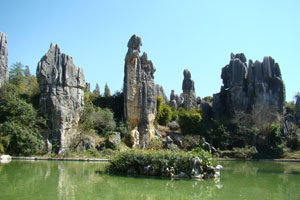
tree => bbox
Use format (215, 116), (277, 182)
(93, 83), (100, 96)
(156, 95), (173, 126)
(104, 83), (111, 97)
(178, 108), (202, 135)
(24, 65), (31, 77)
(9, 62), (26, 85)
(0, 88), (46, 155)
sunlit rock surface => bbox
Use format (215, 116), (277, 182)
(37, 43), (85, 155)
(0, 32), (8, 87)
(124, 35), (157, 148)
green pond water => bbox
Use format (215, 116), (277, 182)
(0, 160), (300, 200)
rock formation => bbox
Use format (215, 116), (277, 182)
(213, 53), (285, 119)
(0, 32), (8, 87)
(169, 90), (184, 110)
(37, 43), (85, 155)
(296, 95), (300, 123)
(124, 35), (157, 148)
(155, 84), (168, 103)
(182, 69), (197, 110)
(85, 82), (91, 93)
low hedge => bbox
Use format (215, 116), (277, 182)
(107, 148), (214, 177)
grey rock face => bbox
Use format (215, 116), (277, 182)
(213, 53), (285, 119)
(296, 96), (300, 123)
(182, 69), (197, 110)
(124, 34), (157, 148)
(170, 90), (184, 110)
(107, 132), (121, 149)
(0, 32), (8, 87)
(283, 114), (298, 135)
(155, 84), (168, 103)
(37, 43), (85, 155)
(85, 82), (91, 92)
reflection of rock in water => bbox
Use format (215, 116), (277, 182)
(57, 164), (76, 200)
(44, 163), (51, 180)
(56, 162), (101, 200)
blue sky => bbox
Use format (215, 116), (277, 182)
(1, 0), (300, 101)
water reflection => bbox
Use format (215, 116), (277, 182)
(1, 161), (300, 200)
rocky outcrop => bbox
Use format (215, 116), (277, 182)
(124, 35), (157, 148)
(155, 84), (168, 103)
(37, 43), (85, 155)
(169, 90), (184, 110)
(296, 96), (300, 123)
(213, 53), (285, 119)
(85, 82), (91, 92)
(182, 69), (197, 110)
(0, 32), (8, 87)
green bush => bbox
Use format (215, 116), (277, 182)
(0, 89), (46, 155)
(107, 149), (214, 177)
(148, 137), (163, 150)
(0, 143), (4, 154)
(285, 101), (296, 115)
(93, 108), (116, 134)
(178, 108), (202, 135)
(157, 104), (173, 125)
(92, 91), (124, 122)
(79, 102), (116, 135)
(220, 146), (258, 159)
(254, 124), (284, 158)
(0, 122), (44, 155)
(286, 133), (300, 151)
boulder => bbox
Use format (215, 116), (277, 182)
(0, 32), (8, 87)
(36, 43), (85, 155)
(107, 132), (121, 149)
(124, 35), (157, 148)
(0, 154), (12, 164)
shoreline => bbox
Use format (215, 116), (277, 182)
(11, 156), (110, 162)
(216, 158), (300, 163)
(8, 156), (300, 163)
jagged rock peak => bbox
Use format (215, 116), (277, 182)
(124, 34), (157, 148)
(155, 84), (168, 103)
(37, 43), (85, 155)
(230, 52), (247, 63)
(127, 34), (142, 51)
(0, 32), (9, 87)
(37, 43), (85, 88)
(213, 53), (285, 119)
(182, 69), (197, 110)
(182, 69), (195, 93)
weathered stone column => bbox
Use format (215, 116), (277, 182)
(0, 32), (9, 87)
(37, 43), (85, 155)
(124, 35), (157, 148)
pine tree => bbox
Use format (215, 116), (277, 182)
(9, 62), (25, 85)
(24, 65), (31, 77)
(104, 83), (111, 97)
(93, 83), (100, 96)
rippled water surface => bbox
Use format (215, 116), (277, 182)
(0, 160), (300, 200)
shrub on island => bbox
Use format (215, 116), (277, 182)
(107, 148), (221, 179)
